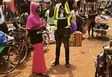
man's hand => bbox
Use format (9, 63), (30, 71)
(51, 0), (55, 5)
(49, 0), (55, 17)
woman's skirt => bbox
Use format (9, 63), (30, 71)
(32, 42), (47, 73)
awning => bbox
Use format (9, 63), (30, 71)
(3, 0), (11, 3)
(30, 0), (51, 2)
(44, 0), (50, 2)
(98, 0), (109, 2)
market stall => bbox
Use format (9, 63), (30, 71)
(3, 0), (11, 3)
(3, 0), (16, 13)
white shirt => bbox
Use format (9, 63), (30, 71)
(71, 10), (79, 23)
(0, 7), (5, 24)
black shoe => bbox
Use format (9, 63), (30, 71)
(41, 73), (49, 77)
(66, 63), (71, 68)
(92, 35), (94, 37)
(51, 61), (59, 67)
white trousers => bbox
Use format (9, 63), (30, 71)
(46, 25), (55, 41)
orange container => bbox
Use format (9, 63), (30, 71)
(74, 31), (83, 46)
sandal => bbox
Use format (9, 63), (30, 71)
(41, 73), (49, 77)
(32, 72), (41, 75)
(33, 72), (49, 77)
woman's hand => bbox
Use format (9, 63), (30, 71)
(38, 25), (46, 30)
(28, 24), (46, 31)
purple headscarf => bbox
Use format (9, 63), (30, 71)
(26, 2), (42, 30)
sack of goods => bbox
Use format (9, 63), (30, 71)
(70, 20), (77, 34)
(0, 31), (8, 53)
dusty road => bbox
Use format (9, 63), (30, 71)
(0, 20), (112, 77)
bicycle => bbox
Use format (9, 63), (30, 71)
(0, 41), (20, 75)
(13, 39), (28, 64)
(13, 20), (50, 51)
(11, 20), (50, 64)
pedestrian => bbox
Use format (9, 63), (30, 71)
(77, 0), (80, 10)
(88, 4), (97, 37)
(49, 0), (71, 68)
(68, 0), (74, 11)
(107, 2), (112, 12)
(12, 3), (29, 29)
(0, 7), (8, 34)
(19, 3), (28, 25)
(0, 0), (3, 5)
(71, 6), (78, 24)
(76, 9), (86, 34)
(26, 2), (49, 77)
(0, 7), (14, 41)
(45, 5), (55, 43)
(7, 4), (15, 21)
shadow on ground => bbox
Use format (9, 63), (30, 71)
(2, 71), (21, 77)
(29, 64), (77, 77)
(48, 64), (77, 77)
(87, 36), (110, 42)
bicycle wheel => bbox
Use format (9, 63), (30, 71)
(24, 37), (33, 50)
(42, 32), (50, 51)
(14, 40), (28, 64)
(0, 45), (20, 74)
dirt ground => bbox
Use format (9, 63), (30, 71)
(0, 20), (112, 77)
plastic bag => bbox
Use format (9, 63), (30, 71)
(70, 20), (77, 34)
(0, 31), (7, 46)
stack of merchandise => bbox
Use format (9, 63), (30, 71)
(95, 15), (108, 26)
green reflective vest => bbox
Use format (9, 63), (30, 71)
(54, 2), (71, 30)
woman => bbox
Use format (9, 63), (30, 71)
(26, 2), (49, 77)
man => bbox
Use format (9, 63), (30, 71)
(108, 2), (112, 12)
(0, 0), (3, 5)
(88, 4), (97, 37)
(45, 5), (55, 43)
(77, 0), (80, 10)
(49, 0), (71, 68)
(7, 4), (15, 21)
(68, 0), (74, 11)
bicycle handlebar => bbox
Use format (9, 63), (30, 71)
(13, 20), (27, 30)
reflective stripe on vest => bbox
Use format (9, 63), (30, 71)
(54, 2), (71, 30)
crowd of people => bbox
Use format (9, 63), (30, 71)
(0, 0), (112, 77)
